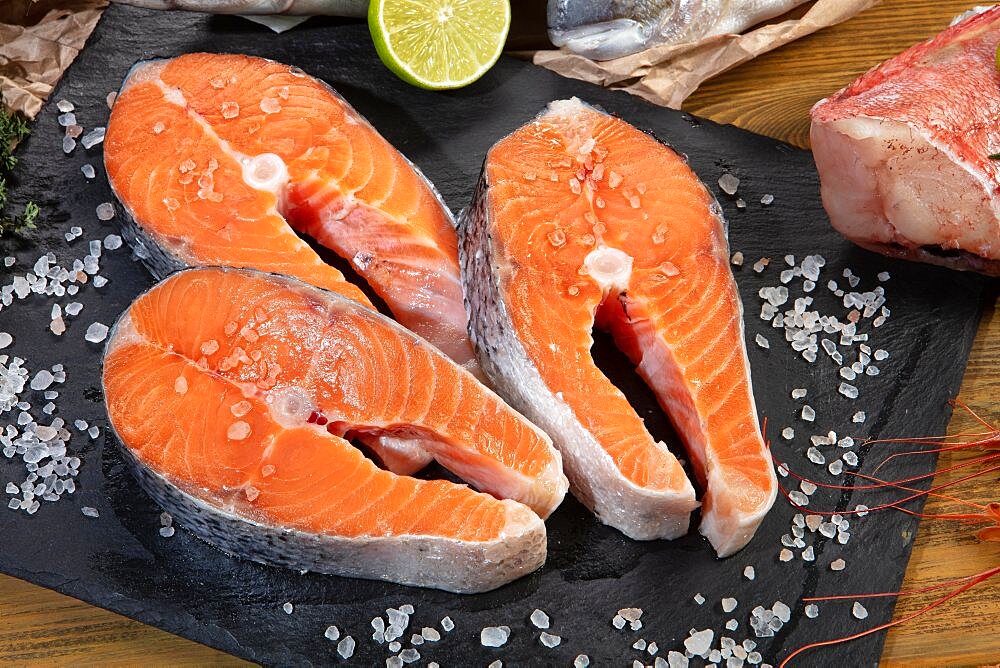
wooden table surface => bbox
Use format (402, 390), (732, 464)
(2, 0), (998, 665)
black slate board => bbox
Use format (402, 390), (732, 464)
(0, 5), (990, 666)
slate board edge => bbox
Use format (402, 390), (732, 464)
(0, 4), (990, 666)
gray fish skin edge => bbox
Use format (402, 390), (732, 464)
(548, 0), (809, 60)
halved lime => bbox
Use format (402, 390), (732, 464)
(369, 0), (511, 90)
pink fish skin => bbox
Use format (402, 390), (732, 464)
(810, 7), (1000, 276)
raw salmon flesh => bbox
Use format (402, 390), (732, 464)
(102, 267), (567, 593)
(460, 98), (777, 556)
(104, 53), (479, 373)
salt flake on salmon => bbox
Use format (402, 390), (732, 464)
(460, 98), (777, 555)
(102, 268), (567, 593)
(811, 7), (1000, 275)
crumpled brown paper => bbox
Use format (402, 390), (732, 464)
(1, 1), (109, 119)
(534, 0), (879, 109)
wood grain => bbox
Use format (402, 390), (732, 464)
(1, 0), (997, 664)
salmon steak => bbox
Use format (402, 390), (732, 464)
(102, 267), (567, 593)
(104, 53), (483, 473)
(104, 52), (479, 372)
(460, 99), (777, 555)
(811, 7), (1000, 276)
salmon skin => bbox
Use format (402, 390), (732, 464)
(460, 98), (777, 555)
(811, 7), (1000, 276)
(104, 53), (487, 475)
(102, 267), (567, 593)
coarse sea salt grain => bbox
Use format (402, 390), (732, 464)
(85, 322), (109, 343)
(744, 566), (755, 580)
(805, 604), (819, 618)
(282, 602), (293, 614)
(781, 427), (794, 440)
(81, 506), (99, 517)
(718, 173), (740, 195)
(539, 632), (561, 648)
(95, 203), (115, 221)
(530, 609), (550, 629)
(480, 626), (510, 647)
(324, 625), (340, 641)
(337, 636), (355, 659)
(801, 405), (815, 422)
(755, 334), (769, 349)
(830, 558), (846, 571)
(722, 597), (738, 613)
(791, 388), (807, 399)
(574, 655), (590, 668)
(853, 602), (869, 619)
(694, 593), (706, 605)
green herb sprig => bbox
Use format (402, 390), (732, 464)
(0, 107), (38, 237)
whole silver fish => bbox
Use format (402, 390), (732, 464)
(113, 0), (367, 15)
(548, 0), (809, 60)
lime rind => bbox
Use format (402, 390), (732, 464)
(369, 0), (511, 90)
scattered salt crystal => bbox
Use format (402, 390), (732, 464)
(744, 566), (755, 580)
(81, 506), (99, 517)
(260, 97), (282, 114)
(221, 101), (240, 118)
(65, 302), (83, 316)
(838, 382), (859, 399)
(30, 370), (55, 391)
(877, 271), (890, 282)
(56, 99), (74, 113)
(58, 112), (76, 127)
(93, 275), (108, 288)
(800, 480), (818, 496)
(731, 251), (744, 266)
(62, 136), (76, 154)
(85, 322), (109, 343)
(174, 376), (188, 395)
(718, 173), (740, 195)
(791, 388), (807, 399)
(421, 627), (440, 642)
(801, 405), (815, 422)
(539, 632), (561, 647)
(103, 234), (123, 250)
(722, 597), (738, 613)
(806, 447), (825, 465)
(159, 526), (175, 537)
(779, 549), (793, 562)
(480, 626), (510, 647)
(81, 163), (97, 179)
(854, 504), (869, 517)
(530, 609), (550, 629)
(81, 127), (106, 149)
(648, 642), (658, 655)
(802, 546), (816, 561)
(89, 426), (100, 439)
(755, 334), (769, 349)
(441, 616), (454, 631)
(95, 203), (116, 222)
(282, 602), (294, 614)
(725, 619), (739, 631)
(694, 593), (705, 605)
(667, 651), (688, 668)
(612, 614), (626, 629)
(781, 427), (794, 440)
(828, 460), (844, 475)
(761, 194), (774, 205)
(399, 648), (420, 663)
(685, 629), (714, 657)
(337, 636), (355, 659)
(324, 625), (340, 641)
(830, 558), (846, 571)
(574, 655), (590, 668)
(852, 602), (868, 619)
(789, 490), (808, 506)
